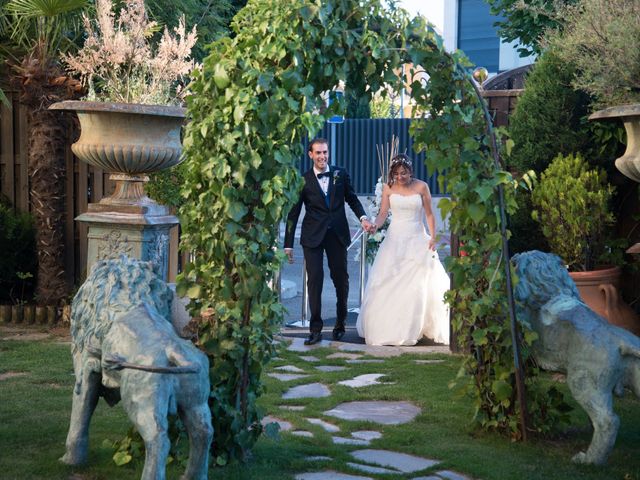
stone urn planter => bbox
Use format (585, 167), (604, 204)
(589, 104), (640, 183)
(570, 266), (640, 336)
(49, 101), (185, 280)
(50, 101), (185, 214)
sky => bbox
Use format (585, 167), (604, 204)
(398, 0), (445, 33)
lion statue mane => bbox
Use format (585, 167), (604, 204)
(61, 255), (212, 480)
(512, 250), (640, 465)
(70, 255), (174, 357)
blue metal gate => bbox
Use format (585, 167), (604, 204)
(298, 118), (440, 195)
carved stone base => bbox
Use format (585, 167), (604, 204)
(77, 210), (179, 281)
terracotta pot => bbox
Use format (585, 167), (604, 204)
(569, 266), (640, 336)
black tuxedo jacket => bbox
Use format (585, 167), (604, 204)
(285, 167), (366, 249)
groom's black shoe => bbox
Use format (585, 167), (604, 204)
(304, 332), (322, 345)
(332, 329), (345, 341)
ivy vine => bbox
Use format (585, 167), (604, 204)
(178, 0), (565, 462)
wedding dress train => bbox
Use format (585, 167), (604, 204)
(356, 194), (450, 345)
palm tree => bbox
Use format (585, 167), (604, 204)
(2, 0), (86, 305)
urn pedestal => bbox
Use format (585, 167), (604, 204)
(49, 101), (185, 280)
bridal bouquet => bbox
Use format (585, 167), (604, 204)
(364, 177), (390, 264)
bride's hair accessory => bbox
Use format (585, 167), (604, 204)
(388, 154), (414, 186)
(390, 154), (412, 167)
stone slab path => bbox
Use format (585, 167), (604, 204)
(268, 336), (475, 480)
(324, 401), (421, 425)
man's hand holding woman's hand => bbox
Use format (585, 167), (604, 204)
(361, 218), (376, 234)
(284, 248), (294, 264)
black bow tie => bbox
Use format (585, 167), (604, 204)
(317, 171), (331, 179)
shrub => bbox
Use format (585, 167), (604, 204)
(549, 0), (640, 107)
(63, 0), (197, 105)
(531, 153), (615, 271)
(0, 201), (36, 303)
(506, 49), (623, 254)
(508, 50), (592, 175)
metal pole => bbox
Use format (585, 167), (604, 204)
(301, 257), (308, 326)
(468, 76), (528, 441)
(359, 231), (367, 304)
(330, 123), (336, 166)
(274, 264), (282, 303)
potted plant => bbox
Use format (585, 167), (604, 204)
(531, 153), (640, 334)
(49, 0), (197, 280)
(547, 0), (640, 183)
(50, 0), (197, 210)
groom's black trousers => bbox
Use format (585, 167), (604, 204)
(303, 228), (349, 333)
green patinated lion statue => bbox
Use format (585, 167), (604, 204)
(60, 255), (212, 480)
(513, 251), (640, 465)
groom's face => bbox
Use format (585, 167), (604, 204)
(309, 142), (329, 171)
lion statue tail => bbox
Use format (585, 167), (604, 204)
(620, 344), (640, 398)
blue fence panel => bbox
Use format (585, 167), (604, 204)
(298, 118), (440, 195)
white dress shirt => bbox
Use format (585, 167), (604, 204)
(314, 166), (330, 195)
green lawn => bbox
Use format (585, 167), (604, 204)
(0, 335), (638, 480)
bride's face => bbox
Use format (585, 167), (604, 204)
(393, 167), (411, 186)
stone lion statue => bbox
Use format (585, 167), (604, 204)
(60, 256), (212, 480)
(512, 250), (640, 465)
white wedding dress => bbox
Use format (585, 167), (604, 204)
(356, 194), (450, 345)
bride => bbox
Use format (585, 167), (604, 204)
(356, 154), (450, 346)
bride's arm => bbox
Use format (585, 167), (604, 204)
(374, 184), (391, 230)
(421, 183), (436, 250)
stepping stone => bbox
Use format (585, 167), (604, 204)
(435, 471), (473, 480)
(283, 383), (331, 399)
(281, 279), (297, 299)
(350, 449), (439, 473)
(339, 344), (403, 357)
(345, 359), (384, 364)
(399, 345), (450, 355)
(332, 436), (370, 446)
(327, 352), (362, 360)
(347, 462), (399, 474)
(280, 405), (306, 411)
(305, 456), (332, 462)
(324, 401), (421, 425)
(288, 337), (332, 352)
(351, 431), (382, 441)
(268, 373), (310, 381)
(272, 357), (283, 361)
(291, 430), (314, 438)
(306, 418), (340, 433)
(275, 365), (306, 373)
(300, 355), (321, 362)
(337, 344), (368, 352)
(295, 472), (373, 480)
(261, 416), (293, 431)
(315, 365), (348, 372)
(338, 374), (387, 388)
(414, 359), (445, 364)
(411, 477), (441, 480)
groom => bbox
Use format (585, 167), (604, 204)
(285, 138), (374, 345)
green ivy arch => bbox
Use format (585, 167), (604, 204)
(178, 0), (555, 463)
